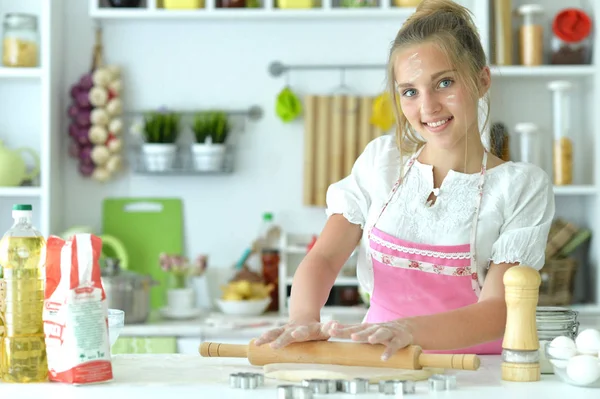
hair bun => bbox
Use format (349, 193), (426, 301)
(412, 0), (476, 28)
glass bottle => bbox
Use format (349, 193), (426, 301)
(0, 204), (48, 382)
(2, 13), (39, 68)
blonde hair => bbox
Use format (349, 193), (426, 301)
(387, 0), (489, 164)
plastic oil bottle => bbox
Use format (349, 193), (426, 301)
(0, 204), (47, 382)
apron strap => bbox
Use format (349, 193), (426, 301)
(469, 149), (488, 296)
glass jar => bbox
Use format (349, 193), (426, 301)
(548, 80), (573, 185)
(2, 13), (39, 68)
(536, 306), (579, 374)
(261, 249), (280, 312)
(514, 122), (541, 166)
(551, 8), (592, 65)
(517, 4), (544, 66)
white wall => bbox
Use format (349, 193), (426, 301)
(59, 0), (406, 268)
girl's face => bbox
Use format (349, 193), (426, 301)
(394, 42), (488, 151)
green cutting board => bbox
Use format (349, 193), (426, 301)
(102, 198), (184, 310)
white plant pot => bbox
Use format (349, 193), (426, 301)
(191, 143), (226, 172)
(166, 288), (195, 310)
(142, 143), (176, 172)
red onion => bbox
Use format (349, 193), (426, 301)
(79, 145), (93, 164)
(76, 91), (91, 108)
(76, 110), (91, 127)
(79, 74), (94, 91)
(68, 141), (80, 158)
(75, 128), (91, 146)
(70, 84), (82, 99)
(78, 161), (95, 177)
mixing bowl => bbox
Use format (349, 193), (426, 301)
(108, 308), (125, 347)
(545, 342), (600, 387)
(216, 297), (271, 316)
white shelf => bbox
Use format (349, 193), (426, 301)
(0, 67), (43, 79)
(0, 187), (42, 198)
(89, 5), (417, 20)
(491, 65), (595, 77)
(553, 185), (598, 196)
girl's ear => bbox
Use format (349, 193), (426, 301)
(478, 66), (491, 98)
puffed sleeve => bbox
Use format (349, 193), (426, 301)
(324, 138), (379, 229)
(489, 164), (555, 270)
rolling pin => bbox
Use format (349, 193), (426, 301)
(199, 340), (480, 371)
(501, 265), (541, 382)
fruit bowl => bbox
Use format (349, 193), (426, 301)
(545, 342), (600, 387)
(108, 308), (125, 347)
(216, 297), (271, 316)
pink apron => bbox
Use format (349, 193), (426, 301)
(364, 147), (503, 355)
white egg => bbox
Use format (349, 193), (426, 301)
(547, 336), (577, 359)
(575, 329), (600, 355)
(566, 355), (600, 385)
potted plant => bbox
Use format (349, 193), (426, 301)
(191, 111), (230, 171)
(159, 253), (198, 311)
(141, 109), (180, 172)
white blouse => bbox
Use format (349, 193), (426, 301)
(325, 134), (555, 294)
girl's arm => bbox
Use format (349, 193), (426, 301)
(288, 214), (363, 323)
(402, 262), (516, 350)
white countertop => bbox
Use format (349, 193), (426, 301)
(2, 354), (598, 398)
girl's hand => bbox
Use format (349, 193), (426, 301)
(327, 321), (413, 361)
(254, 320), (337, 349)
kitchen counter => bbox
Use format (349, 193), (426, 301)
(1, 355), (598, 398)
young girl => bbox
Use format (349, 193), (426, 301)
(255, 0), (555, 360)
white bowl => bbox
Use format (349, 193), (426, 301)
(108, 308), (125, 347)
(215, 297), (271, 316)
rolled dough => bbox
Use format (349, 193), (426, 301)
(263, 363), (444, 383)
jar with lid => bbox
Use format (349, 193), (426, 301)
(514, 122), (541, 166)
(548, 80), (573, 185)
(2, 13), (39, 68)
(551, 8), (592, 65)
(536, 307), (579, 374)
(517, 4), (544, 66)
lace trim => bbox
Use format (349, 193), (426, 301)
(371, 234), (471, 260)
(371, 250), (476, 278)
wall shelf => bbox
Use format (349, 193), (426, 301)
(0, 187), (42, 198)
(89, 0), (416, 20)
(553, 185), (598, 196)
(490, 65), (595, 78)
(0, 67), (43, 79)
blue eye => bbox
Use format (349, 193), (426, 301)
(439, 79), (453, 88)
(403, 89), (417, 97)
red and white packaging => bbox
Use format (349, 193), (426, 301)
(43, 233), (113, 384)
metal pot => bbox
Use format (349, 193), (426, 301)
(101, 258), (158, 324)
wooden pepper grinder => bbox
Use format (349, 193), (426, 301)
(501, 265), (541, 382)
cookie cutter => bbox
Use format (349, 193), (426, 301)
(378, 379), (416, 395)
(301, 378), (337, 393)
(428, 374), (457, 391)
(341, 378), (370, 394)
(229, 372), (264, 389)
(277, 385), (314, 399)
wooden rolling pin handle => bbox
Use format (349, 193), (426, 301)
(418, 353), (480, 371)
(199, 342), (248, 358)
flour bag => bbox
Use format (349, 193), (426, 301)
(43, 233), (113, 384)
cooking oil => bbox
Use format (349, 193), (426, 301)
(0, 204), (47, 383)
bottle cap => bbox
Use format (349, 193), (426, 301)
(553, 8), (592, 43)
(12, 204), (32, 211)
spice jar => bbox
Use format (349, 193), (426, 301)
(514, 122), (541, 166)
(548, 80), (573, 185)
(517, 4), (544, 66)
(2, 13), (39, 68)
(536, 307), (579, 374)
(551, 8), (592, 65)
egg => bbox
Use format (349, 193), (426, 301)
(566, 355), (600, 385)
(547, 336), (577, 359)
(575, 328), (600, 355)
